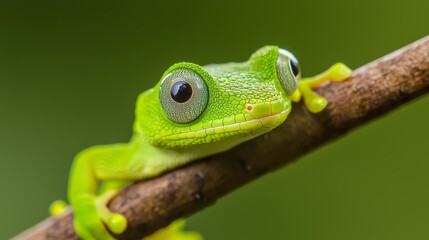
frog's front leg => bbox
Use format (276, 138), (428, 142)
(292, 63), (352, 113)
(69, 143), (141, 240)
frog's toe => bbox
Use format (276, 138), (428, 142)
(306, 96), (328, 113)
(329, 63), (352, 81)
(49, 200), (68, 216)
(107, 213), (127, 234)
(290, 89), (302, 102)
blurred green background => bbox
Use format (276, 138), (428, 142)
(1, 1), (429, 239)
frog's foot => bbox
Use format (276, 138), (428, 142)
(49, 200), (68, 217)
(144, 219), (203, 240)
(73, 190), (127, 240)
(292, 63), (352, 113)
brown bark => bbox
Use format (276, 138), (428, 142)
(13, 35), (429, 240)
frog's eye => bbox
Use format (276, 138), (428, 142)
(276, 49), (300, 95)
(159, 68), (209, 123)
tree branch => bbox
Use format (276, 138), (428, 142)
(14, 36), (429, 240)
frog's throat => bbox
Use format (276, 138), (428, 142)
(163, 98), (291, 141)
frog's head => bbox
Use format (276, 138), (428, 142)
(136, 46), (301, 150)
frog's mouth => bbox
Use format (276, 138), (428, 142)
(163, 98), (291, 141)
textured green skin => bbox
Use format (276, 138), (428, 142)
(68, 46), (297, 240)
(137, 46), (288, 148)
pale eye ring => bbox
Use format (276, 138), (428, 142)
(159, 68), (208, 123)
(276, 49), (300, 95)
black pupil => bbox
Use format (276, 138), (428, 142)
(290, 59), (299, 77)
(170, 81), (193, 103)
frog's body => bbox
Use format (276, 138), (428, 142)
(51, 46), (351, 240)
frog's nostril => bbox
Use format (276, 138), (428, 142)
(245, 102), (271, 118)
(244, 99), (286, 119)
